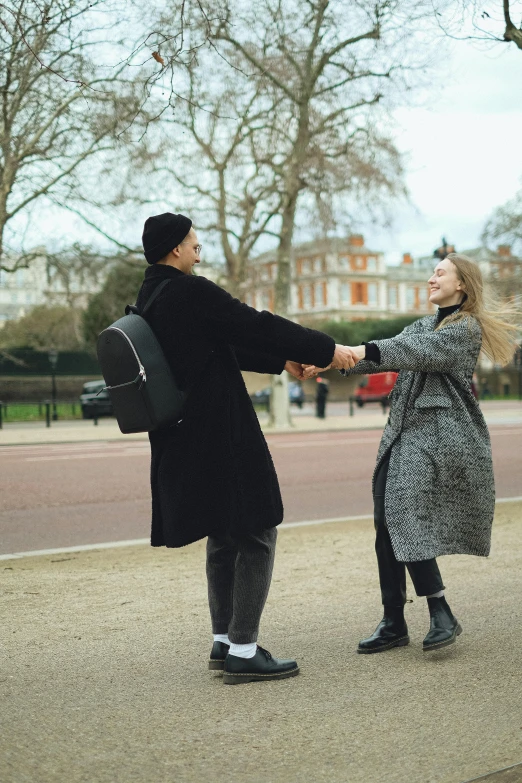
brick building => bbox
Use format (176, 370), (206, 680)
(244, 234), (436, 323)
(244, 235), (522, 324)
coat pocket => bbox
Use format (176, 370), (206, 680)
(414, 395), (451, 409)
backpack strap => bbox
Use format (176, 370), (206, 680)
(140, 279), (172, 316)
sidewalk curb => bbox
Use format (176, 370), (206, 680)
(2, 499), (521, 562)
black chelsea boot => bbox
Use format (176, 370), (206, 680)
(357, 605), (410, 654)
(423, 596), (462, 651)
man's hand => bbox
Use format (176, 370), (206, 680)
(302, 345), (364, 379)
(284, 360), (306, 380)
(330, 344), (363, 370)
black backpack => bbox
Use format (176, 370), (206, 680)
(96, 279), (185, 433)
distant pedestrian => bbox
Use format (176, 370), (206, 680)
(315, 376), (329, 418)
(137, 212), (358, 684)
(305, 253), (518, 653)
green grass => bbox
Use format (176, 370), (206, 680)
(0, 402), (83, 422)
(479, 394), (522, 401)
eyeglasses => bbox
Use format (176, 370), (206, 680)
(180, 241), (202, 254)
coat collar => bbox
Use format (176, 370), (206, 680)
(144, 264), (186, 280)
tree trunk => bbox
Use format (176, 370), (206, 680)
(269, 189), (300, 428)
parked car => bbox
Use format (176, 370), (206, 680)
(251, 381), (305, 409)
(80, 380), (113, 419)
(354, 372), (398, 408)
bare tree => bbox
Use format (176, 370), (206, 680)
(483, 188), (522, 255)
(433, 1), (522, 50)
(154, 58), (284, 298)
(0, 0), (153, 272)
(212, 0), (429, 317)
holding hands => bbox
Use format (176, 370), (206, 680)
(284, 345), (365, 381)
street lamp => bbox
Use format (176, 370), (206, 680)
(48, 349), (59, 421)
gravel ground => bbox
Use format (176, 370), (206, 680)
(1, 504), (522, 783)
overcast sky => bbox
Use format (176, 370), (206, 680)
(370, 38), (522, 264)
(16, 29), (522, 268)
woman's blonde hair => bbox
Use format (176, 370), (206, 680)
(436, 252), (520, 367)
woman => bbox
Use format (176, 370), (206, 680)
(307, 253), (518, 653)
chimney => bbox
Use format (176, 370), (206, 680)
(402, 252), (413, 265)
(497, 245), (511, 257)
(348, 234), (364, 247)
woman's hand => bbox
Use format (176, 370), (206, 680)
(302, 364), (327, 378)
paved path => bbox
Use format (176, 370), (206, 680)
(1, 505), (521, 783)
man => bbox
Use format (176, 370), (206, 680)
(137, 212), (358, 685)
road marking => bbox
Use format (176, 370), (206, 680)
(460, 761), (522, 782)
(25, 449), (148, 462)
(2, 496), (521, 561)
(17, 438), (380, 461)
(270, 437), (380, 448)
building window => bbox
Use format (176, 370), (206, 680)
(16, 269), (25, 286)
(418, 287), (428, 309)
(388, 287), (397, 309)
(339, 255), (349, 270)
(355, 256), (364, 269)
(11, 292), (18, 303)
(367, 257), (377, 272)
(368, 283), (378, 307)
(303, 284), (312, 309)
(270, 264), (277, 280)
(353, 282), (365, 304)
(260, 266), (270, 282)
(340, 282), (351, 305)
(302, 260), (311, 276)
(406, 287), (415, 309)
(314, 281), (324, 306)
(313, 257), (322, 274)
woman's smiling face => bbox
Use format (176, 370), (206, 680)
(428, 258), (464, 308)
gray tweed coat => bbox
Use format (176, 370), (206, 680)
(343, 314), (494, 562)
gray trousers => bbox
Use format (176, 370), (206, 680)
(206, 527), (277, 644)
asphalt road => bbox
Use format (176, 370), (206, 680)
(1, 425), (521, 555)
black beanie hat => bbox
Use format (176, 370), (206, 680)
(142, 212), (192, 265)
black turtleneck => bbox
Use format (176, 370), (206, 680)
(364, 301), (462, 364)
(435, 302), (461, 324)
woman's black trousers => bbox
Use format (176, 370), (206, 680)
(374, 453), (445, 606)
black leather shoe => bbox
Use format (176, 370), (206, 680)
(357, 606), (410, 654)
(209, 641), (230, 670)
(222, 646), (299, 684)
(423, 596), (462, 651)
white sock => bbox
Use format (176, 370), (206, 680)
(228, 642), (257, 659)
(213, 634), (230, 645)
(427, 590), (445, 599)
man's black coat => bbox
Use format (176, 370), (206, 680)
(135, 263), (335, 548)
